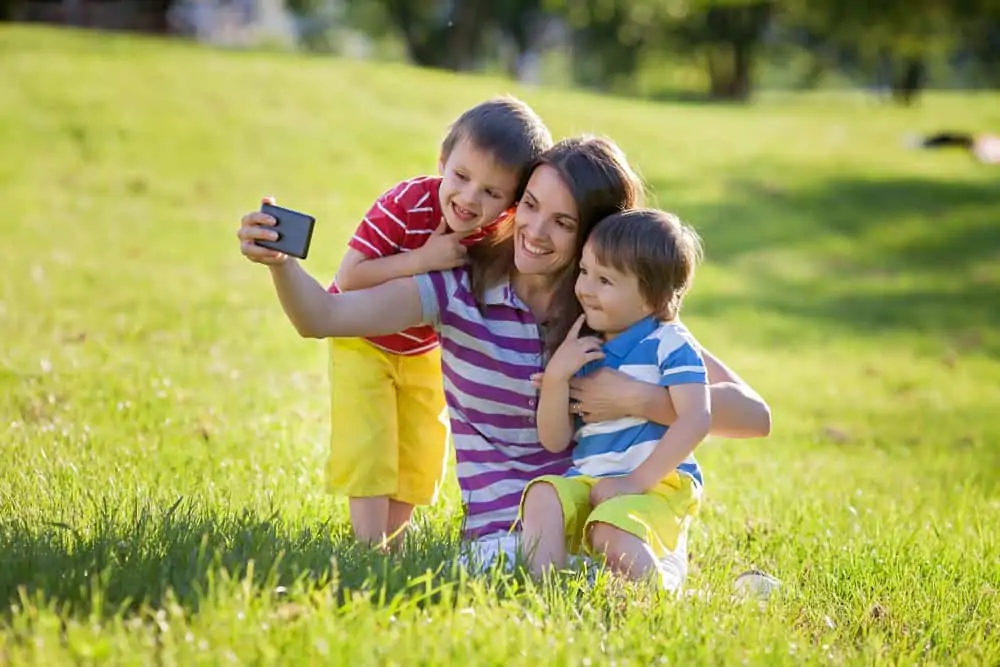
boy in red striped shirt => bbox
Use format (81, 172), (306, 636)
(327, 96), (552, 545)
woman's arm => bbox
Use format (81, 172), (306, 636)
(566, 347), (771, 439)
(238, 204), (425, 339)
(269, 259), (423, 339)
(700, 347), (772, 438)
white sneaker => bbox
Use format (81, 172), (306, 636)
(733, 569), (781, 601)
(458, 533), (520, 573)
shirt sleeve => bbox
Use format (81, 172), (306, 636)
(657, 328), (708, 387)
(348, 180), (417, 259)
(413, 271), (445, 329)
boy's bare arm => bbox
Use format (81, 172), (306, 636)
(336, 221), (471, 291)
(537, 375), (576, 453)
(537, 314), (604, 453)
(626, 383), (711, 492)
(334, 248), (427, 292)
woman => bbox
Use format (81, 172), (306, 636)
(237, 135), (771, 575)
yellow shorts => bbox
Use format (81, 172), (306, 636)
(327, 337), (449, 506)
(520, 472), (701, 559)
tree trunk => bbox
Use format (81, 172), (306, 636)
(382, 0), (444, 68)
(892, 57), (926, 106)
(701, 2), (772, 102)
(731, 40), (752, 101)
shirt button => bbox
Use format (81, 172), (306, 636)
(527, 415), (535, 424)
(528, 398), (536, 408)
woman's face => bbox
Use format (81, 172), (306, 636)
(512, 164), (580, 278)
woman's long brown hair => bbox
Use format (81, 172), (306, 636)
(467, 136), (645, 357)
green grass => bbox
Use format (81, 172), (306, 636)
(2, 26), (999, 665)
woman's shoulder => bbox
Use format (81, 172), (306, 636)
(416, 265), (479, 311)
(423, 265), (474, 291)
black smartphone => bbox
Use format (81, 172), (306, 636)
(255, 203), (316, 260)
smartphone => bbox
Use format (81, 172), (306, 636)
(255, 203), (316, 260)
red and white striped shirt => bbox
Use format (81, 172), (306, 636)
(330, 176), (490, 356)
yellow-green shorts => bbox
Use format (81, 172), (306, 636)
(327, 337), (449, 506)
(520, 472), (701, 559)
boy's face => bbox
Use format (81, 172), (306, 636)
(575, 242), (655, 340)
(438, 138), (520, 234)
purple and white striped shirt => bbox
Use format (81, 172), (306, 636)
(415, 267), (573, 538)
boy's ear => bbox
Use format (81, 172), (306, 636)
(437, 154), (446, 176)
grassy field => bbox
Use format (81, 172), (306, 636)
(2, 26), (999, 665)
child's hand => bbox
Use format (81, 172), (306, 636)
(238, 196), (288, 265)
(415, 218), (471, 272)
(544, 315), (604, 383)
(589, 476), (640, 506)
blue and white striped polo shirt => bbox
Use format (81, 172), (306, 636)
(569, 316), (707, 485)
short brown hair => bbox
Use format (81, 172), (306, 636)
(587, 208), (703, 321)
(441, 95), (553, 174)
(466, 135), (646, 355)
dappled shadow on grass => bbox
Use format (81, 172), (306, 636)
(0, 497), (653, 644)
(0, 497), (506, 620)
(659, 173), (1000, 348)
(696, 280), (1000, 343)
(666, 175), (1000, 267)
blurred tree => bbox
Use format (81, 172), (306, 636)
(493, 0), (546, 77)
(544, 0), (656, 91)
(334, 0), (489, 70)
(0, 0), (20, 21)
(659, 0), (776, 101)
(378, 0), (457, 68)
(782, 0), (977, 103)
(320, 0), (1000, 101)
(543, 0), (777, 99)
(336, 0), (555, 74)
(950, 0), (1000, 85)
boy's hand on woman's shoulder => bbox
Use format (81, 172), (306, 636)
(414, 218), (472, 272)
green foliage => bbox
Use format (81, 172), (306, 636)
(315, 0), (1000, 98)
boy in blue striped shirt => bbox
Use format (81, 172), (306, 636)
(520, 208), (710, 589)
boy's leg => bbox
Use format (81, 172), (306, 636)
(587, 524), (689, 592)
(328, 338), (400, 545)
(385, 499), (415, 545)
(393, 347), (449, 543)
(521, 482), (568, 575)
(349, 497), (391, 544)
(519, 476), (592, 577)
(587, 523), (660, 582)
(583, 472), (700, 593)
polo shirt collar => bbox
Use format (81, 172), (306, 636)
(483, 277), (530, 312)
(603, 315), (659, 359)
